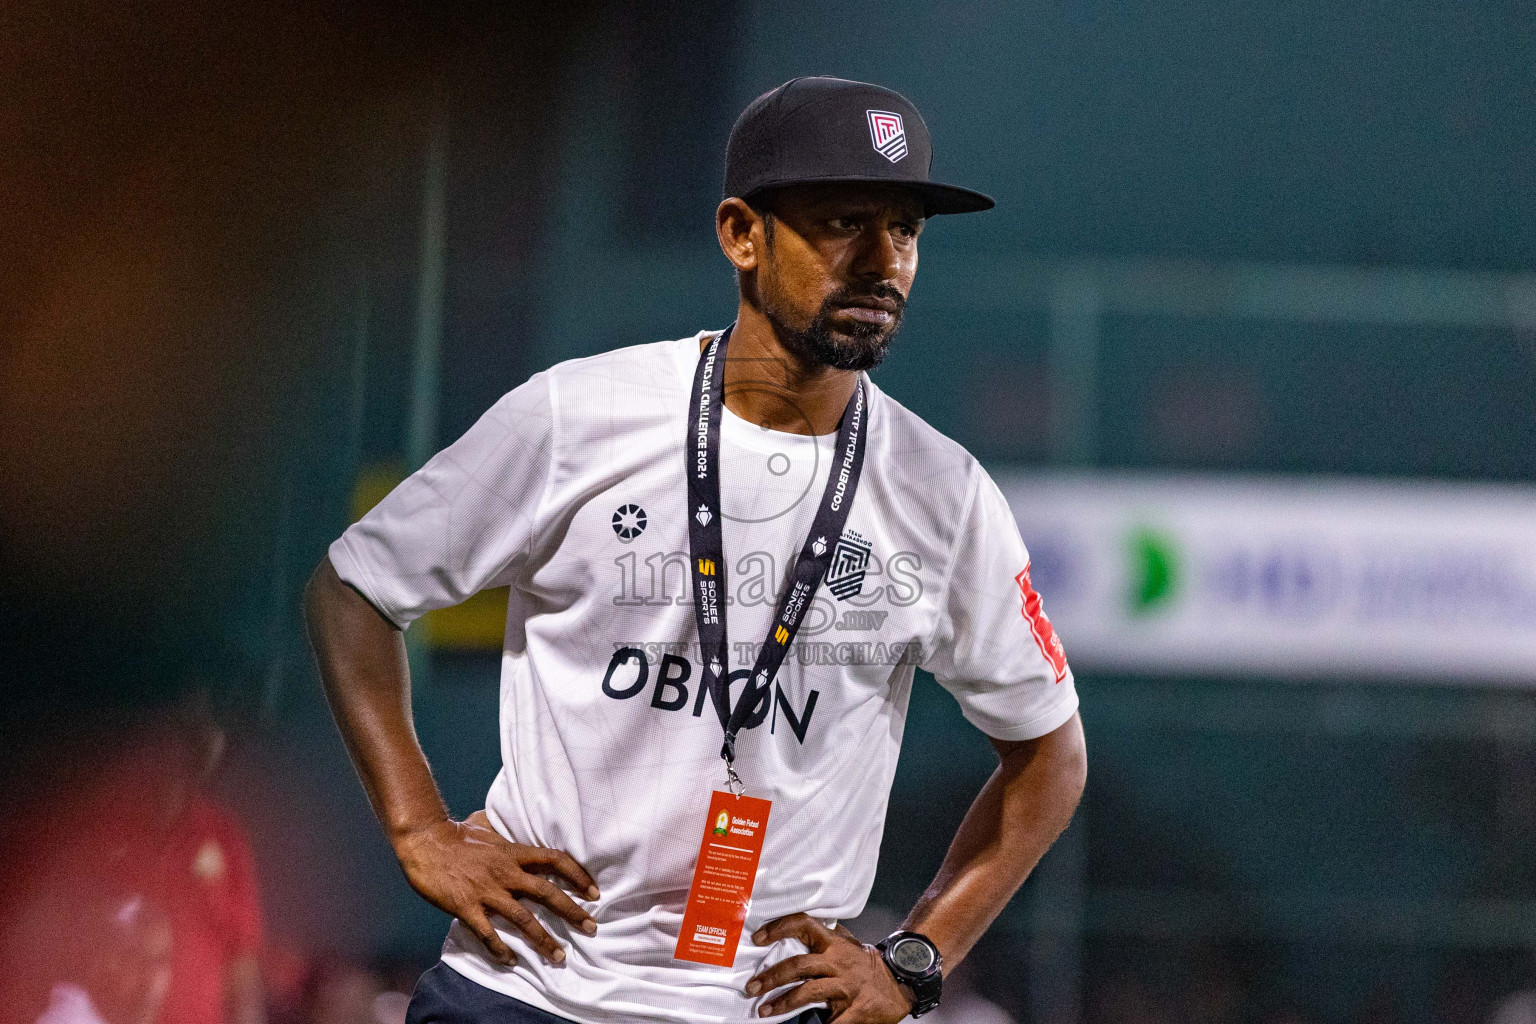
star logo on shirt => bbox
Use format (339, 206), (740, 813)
(612, 503), (648, 541)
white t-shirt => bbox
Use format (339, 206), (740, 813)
(330, 331), (1077, 1024)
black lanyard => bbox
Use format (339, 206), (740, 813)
(685, 325), (869, 775)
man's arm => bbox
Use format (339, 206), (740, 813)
(746, 712), (1086, 1022)
(904, 711), (1087, 965)
(302, 555), (600, 965)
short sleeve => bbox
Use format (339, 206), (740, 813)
(328, 371), (554, 628)
(920, 465), (1079, 741)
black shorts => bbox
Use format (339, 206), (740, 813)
(405, 961), (829, 1024)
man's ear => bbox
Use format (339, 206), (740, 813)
(717, 198), (765, 273)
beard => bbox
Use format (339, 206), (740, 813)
(761, 282), (907, 372)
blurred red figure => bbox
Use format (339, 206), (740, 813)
(136, 692), (267, 1024)
(46, 691), (268, 1024)
(149, 791), (266, 1024)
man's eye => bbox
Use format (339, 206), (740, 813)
(832, 217), (860, 231)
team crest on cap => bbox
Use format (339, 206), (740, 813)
(866, 110), (908, 163)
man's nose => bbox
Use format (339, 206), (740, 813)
(849, 225), (902, 282)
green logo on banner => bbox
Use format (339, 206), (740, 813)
(1127, 527), (1179, 613)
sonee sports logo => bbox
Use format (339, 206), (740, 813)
(866, 110), (908, 163)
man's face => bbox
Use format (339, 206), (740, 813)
(751, 183), (925, 371)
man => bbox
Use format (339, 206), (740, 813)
(304, 76), (1086, 1024)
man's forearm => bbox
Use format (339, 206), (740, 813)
(303, 556), (601, 963)
(903, 712), (1086, 970)
(303, 555), (449, 845)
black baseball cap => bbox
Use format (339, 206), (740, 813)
(723, 76), (994, 217)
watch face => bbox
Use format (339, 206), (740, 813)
(891, 936), (936, 975)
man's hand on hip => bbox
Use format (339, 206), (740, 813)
(394, 809), (600, 966)
(745, 913), (914, 1023)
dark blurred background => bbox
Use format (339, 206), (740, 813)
(4, 2), (1535, 1023)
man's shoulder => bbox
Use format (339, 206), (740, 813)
(541, 333), (700, 394)
(519, 333), (703, 440)
(866, 378), (981, 499)
(472, 334), (700, 440)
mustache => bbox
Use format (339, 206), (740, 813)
(824, 284), (907, 312)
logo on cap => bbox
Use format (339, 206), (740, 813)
(866, 110), (908, 163)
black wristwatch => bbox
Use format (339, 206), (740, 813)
(876, 930), (943, 1017)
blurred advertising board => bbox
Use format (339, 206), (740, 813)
(997, 472), (1536, 685)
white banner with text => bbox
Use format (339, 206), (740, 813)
(997, 471), (1536, 684)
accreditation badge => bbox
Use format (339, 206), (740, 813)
(673, 790), (773, 966)
(674, 325), (861, 967)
